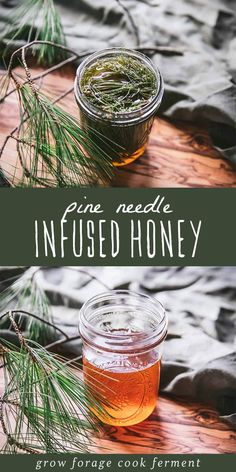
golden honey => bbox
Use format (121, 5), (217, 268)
(79, 290), (167, 426)
(83, 357), (161, 426)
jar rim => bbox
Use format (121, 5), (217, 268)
(79, 289), (168, 353)
(74, 47), (164, 125)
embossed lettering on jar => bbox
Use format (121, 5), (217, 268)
(74, 48), (164, 166)
(79, 290), (167, 426)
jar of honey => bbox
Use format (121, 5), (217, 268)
(79, 290), (167, 426)
(74, 48), (164, 167)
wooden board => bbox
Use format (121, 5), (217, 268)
(0, 67), (235, 452)
(113, 120), (236, 188)
(0, 67), (236, 188)
(95, 396), (236, 454)
(0, 367), (235, 454)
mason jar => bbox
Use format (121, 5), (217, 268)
(74, 48), (164, 167)
(79, 290), (167, 426)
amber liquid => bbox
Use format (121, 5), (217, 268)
(83, 357), (160, 426)
(112, 143), (147, 167)
(79, 110), (154, 167)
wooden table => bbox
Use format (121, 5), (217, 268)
(0, 67), (236, 188)
(95, 396), (236, 454)
(0, 366), (235, 454)
(113, 119), (236, 188)
(0, 68), (236, 453)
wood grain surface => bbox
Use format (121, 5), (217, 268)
(0, 366), (235, 454)
(94, 396), (236, 454)
(0, 67), (235, 452)
(0, 67), (235, 188)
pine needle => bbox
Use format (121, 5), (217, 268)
(14, 83), (115, 187)
(0, 336), (110, 453)
(0, 0), (66, 65)
(0, 271), (52, 343)
(81, 54), (157, 113)
(0, 73), (11, 103)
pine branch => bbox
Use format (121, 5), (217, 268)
(0, 41), (116, 187)
(0, 313), (112, 453)
(0, 0), (66, 65)
(0, 266), (111, 345)
(15, 83), (114, 187)
(0, 270), (53, 343)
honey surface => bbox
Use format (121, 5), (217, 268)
(81, 55), (157, 114)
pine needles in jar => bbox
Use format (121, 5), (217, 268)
(75, 48), (164, 166)
(81, 55), (156, 113)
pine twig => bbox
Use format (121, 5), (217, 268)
(136, 46), (184, 57)
(116, 0), (140, 47)
(0, 309), (67, 341)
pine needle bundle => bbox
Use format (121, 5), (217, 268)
(14, 83), (114, 187)
(0, 333), (109, 453)
(0, 271), (52, 343)
(0, 0), (66, 65)
(81, 55), (157, 113)
(0, 73), (11, 103)
(0, 40), (116, 187)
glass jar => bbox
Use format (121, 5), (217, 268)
(74, 48), (164, 167)
(79, 290), (167, 426)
